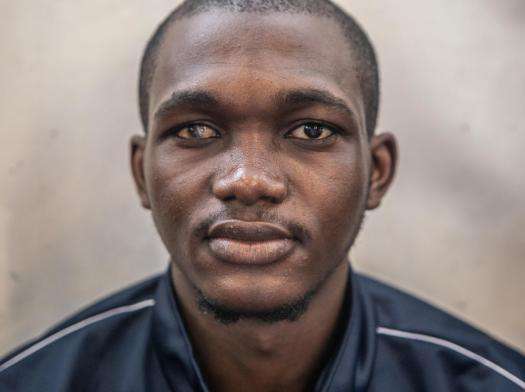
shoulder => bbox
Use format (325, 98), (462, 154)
(0, 274), (162, 390)
(356, 273), (525, 391)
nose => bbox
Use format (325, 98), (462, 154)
(212, 166), (288, 206)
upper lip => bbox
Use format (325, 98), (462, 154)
(207, 220), (293, 242)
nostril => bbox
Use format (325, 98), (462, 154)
(223, 194), (236, 202)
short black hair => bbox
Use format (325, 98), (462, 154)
(139, 0), (380, 137)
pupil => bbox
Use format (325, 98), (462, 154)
(304, 124), (322, 138)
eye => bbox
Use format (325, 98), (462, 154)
(175, 124), (220, 139)
(286, 123), (335, 140)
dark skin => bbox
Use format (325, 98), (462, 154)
(131, 10), (397, 392)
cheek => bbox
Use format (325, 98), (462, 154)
(145, 150), (210, 237)
(325, 169), (366, 222)
(292, 151), (367, 247)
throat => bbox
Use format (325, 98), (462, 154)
(195, 314), (346, 392)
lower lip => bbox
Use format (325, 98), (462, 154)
(208, 238), (296, 266)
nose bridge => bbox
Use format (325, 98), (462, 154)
(237, 135), (276, 175)
(212, 135), (287, 205)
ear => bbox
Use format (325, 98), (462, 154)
(366, 132), (398, 210)
(130, 135), (151, 209)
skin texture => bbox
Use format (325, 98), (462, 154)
(131, 10), (397, 392)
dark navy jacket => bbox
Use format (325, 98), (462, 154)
(1, 267), (524, 391)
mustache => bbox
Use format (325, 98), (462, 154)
(192, 209), (311, 243)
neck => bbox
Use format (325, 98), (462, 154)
(171, 260), (351, 392)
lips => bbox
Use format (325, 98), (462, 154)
(206, 220), (297, 265)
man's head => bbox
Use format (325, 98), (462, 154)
(131, 0), (396, 324)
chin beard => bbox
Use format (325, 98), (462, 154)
(197, 288), (318, 325)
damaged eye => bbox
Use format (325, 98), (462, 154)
(176, 124), (220, 139)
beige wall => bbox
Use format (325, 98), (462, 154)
(1, 0), (524, 356)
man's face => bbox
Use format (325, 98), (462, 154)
(132, 11), (387, 317)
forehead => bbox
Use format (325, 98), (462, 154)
(149, 10), (365, 125)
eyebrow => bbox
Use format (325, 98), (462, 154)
(154, 87), (357, 124)
(154, 90), (220, 120)
(277, 88), (357, 121)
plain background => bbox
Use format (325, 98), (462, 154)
(1, 0), (524, 356)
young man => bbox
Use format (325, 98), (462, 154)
(1, 1), (524, 391)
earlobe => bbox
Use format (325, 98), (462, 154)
(366, 132), (398, 210)
(130, 135), (151, 210)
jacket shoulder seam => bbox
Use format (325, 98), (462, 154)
(0, 299), (156, 374)
(376, 326), (525, 390)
